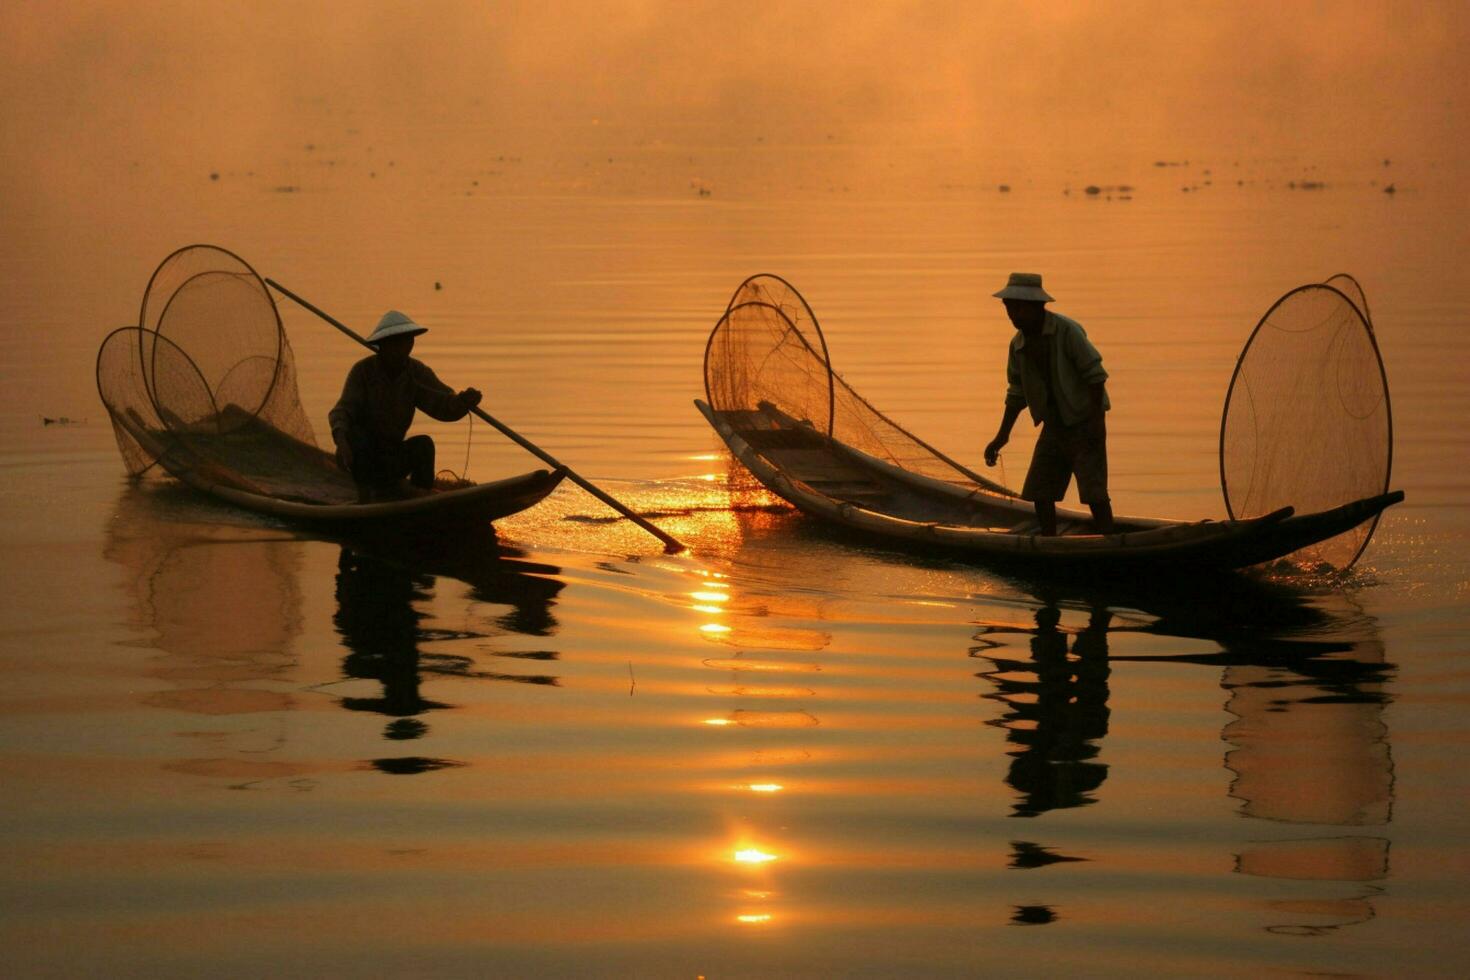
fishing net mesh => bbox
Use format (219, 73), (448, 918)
(1221, 280), (1391, 569)
(704, 275), (1014, 495)
(96, 245), (337, 500)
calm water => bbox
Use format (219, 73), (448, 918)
(2, 118), (1469, 975)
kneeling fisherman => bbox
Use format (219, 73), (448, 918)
(329, 311), (481, 500)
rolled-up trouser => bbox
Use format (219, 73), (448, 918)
(1021, 413), (1109, 504)
(342, 430), (436, 490)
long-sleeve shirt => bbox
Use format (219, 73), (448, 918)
(1005, 311), (1110, 427)
(328, 355), (468, 450)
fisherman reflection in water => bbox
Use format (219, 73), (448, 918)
(334, 548), (446, 730)
(329, 311), (482, 502)
(983, 273), (1114, 535)
(978, 603), (1112, 817)
(335, 547), (466, 774)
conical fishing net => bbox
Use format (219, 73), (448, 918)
(1220, 279), (1392, 569)
(96, 244), (345, 502)
(704, 274), (1014, 496)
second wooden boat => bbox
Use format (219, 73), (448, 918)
(697, 398), (1401, 570)
(696, 273), (1402, 571)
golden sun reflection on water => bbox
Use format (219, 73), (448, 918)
(688, 564), (816, 937)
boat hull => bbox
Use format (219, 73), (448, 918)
(114, 406), (566, 530)
(206, 468), (567, 529)
(696, 399), (1402, 571)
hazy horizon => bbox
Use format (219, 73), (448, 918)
(3, 0), (1466, 192)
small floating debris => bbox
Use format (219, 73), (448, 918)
(209, 171), (219, 181)
(273, 185), (300, 193)
(434, 281), (443, 290)
(998, 184), (1011, 192)
(1383, 183), (1396, 194)
(41, 416), (83, 426)
(1081, 184), (1134, 199)
(1288, 180), (1326, 190)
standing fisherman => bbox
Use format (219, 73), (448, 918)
(983, 273), (1114, 536)
(329, 311), (482, 501)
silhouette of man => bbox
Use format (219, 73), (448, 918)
(983, 273), (1114, 535)
(328, 311), (481, 501)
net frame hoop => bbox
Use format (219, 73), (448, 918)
(705, 277), (1016, 496)
(725, 274), (1011, 493)
(138, 243), (286, 430)
(1218, 281), (1393, 569)
(95, 325), (163, 478)
(703, 299), (832, 416)
(718, 273), (835, 435)
(96, 325), (219, 471)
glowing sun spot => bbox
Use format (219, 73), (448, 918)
(734, 848), (777, 864)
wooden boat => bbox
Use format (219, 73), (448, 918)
(115, 406), (565, 529)
(695, 398), (1403, 570)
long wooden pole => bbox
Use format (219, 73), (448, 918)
(265, 278), (685, 553)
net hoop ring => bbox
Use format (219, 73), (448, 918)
(97, 325), (220, 459)
(710, 273), (835, 437)
(137, 243), (286, 429)
(1219, 281), (1393, 570)
(95, 325), (163, 477)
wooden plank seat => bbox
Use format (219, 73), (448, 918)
(760, 447), (871, 484)
(805, 481), (892, 504)
(718, 409), (780, 431)
(734, 427), (829, 451)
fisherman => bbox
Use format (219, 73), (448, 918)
(328, 311), (481, 501)
(982, 273), (1114, 536)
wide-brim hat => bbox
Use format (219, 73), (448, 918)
(992, 272), (1054, 303)
(367, 310), (428, 345)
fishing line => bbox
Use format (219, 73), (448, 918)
(462, 411), (473, 482)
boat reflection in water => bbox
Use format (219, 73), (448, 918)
(104, 483), (312, 788)
(973, 571), (1395, 934)
(1221, 612), (1393, 937)
(332, 526), (567, 775)
(108, 482), (567, 781)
